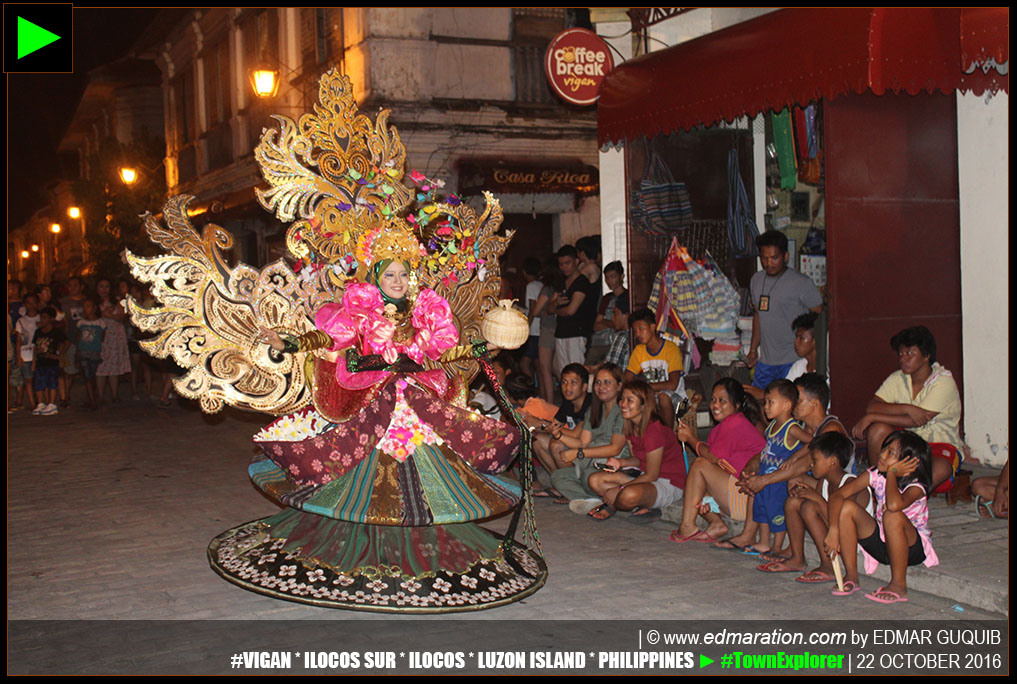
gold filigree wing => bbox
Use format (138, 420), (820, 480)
(254, 69), (414, 271)
(125, 195), (334, 415)
(299, 71), (414, 214)
(418, 192), (512, 381)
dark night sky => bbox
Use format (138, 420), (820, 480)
(7, 7), (159, 229)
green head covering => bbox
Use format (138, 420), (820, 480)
(370, 259), (411, 311)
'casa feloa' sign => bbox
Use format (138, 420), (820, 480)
(544, 28), (615, 106)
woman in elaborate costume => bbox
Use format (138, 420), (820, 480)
(125, 70), (544, 611)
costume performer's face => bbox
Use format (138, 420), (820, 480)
(379, 261), (410, 300)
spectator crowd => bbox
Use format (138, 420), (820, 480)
(9, 230), (1007, 607)
(8, 276), (177, 415)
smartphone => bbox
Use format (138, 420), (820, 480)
(593, 463), (642, 478)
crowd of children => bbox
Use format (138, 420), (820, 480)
(8, 277), (177, 414)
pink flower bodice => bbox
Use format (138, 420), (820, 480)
(314, 282), (459, 393)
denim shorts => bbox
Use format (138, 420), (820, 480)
(78, 353), (101, 379)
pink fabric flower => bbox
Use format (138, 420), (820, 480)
(411, 289), (459, 359)
(343, 282), (385, 312)
(314, 283), (459, 390)
(314, 303), (356, 351)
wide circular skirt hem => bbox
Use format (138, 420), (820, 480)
(208, 518), (547, 613)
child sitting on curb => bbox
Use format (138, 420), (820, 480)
(737, 379), (809, 557)
(756, 431), (871, 581)
(527, 363), (590, 502)
(826, 431), (938, 603)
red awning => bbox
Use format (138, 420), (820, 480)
(598, 8), (1009, 146)
(961, 7), (1009, 74)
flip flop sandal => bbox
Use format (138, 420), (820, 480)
(588, 503), (616, 521)
(711, 539), (748, 551)
(865, 587), (908, 604)
(796, 570), (836, 584)
(669, 529), (711, 543)
(740, 545), (764, 556)
(628, 508), (662, 524)
(756, 560), (801, 573)
(758, 552), (792, 563)
(832, 581), (862, 596)
(974, 495), (996, 519)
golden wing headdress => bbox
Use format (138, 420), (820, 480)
(127, 69), (510, 415)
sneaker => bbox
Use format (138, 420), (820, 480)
(32, 403), (46, 415)
(44, 403), (59, 415)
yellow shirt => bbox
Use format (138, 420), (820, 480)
(874, 363), (962, 450)
(627, 339), (684, 384)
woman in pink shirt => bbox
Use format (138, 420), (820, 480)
(670, 378), (766, 544)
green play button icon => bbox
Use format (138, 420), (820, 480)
(17, 16), (61, 59)
(700, 654), (715, 668)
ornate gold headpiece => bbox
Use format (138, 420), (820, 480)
(255, 69), (505, 291)
(124, 68), (513, 415)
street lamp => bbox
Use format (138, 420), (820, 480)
(251, 67), (280, 98)
(21, 250), (30, 258)
(31, 244), (40, 252)
(118, 159), (166, 186)
(51, 223), (61, 234)
(68, 206), (81, 219)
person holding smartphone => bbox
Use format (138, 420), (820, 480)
(586, 378), (687, 522)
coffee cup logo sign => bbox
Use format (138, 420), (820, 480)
(544, 28), (615, 106)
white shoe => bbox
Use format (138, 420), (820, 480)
(568, 498), (603, 515)
(45, 403), (59, 415)
(32, 403), (46, 415)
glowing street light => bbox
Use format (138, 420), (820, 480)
(21, 250), (30, 258)
(251, 68), (280, 98)
(31, 244), (40, 252)
(119, 167), (138, 185)
(68, 206), (81, 219)
(51, 223), (62, 234)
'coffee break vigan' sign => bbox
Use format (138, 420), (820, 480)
(544, 28), (615, 106)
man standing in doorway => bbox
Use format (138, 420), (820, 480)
(551, 245), (598, 379)
(747, 231), (824, 389)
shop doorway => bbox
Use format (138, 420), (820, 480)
(500, 212), (555, 301)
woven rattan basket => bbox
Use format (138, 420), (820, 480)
(480, 300), (529, 350)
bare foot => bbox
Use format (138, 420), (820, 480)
(703, 522), (729, 540)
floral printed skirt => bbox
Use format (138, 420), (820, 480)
(207, 374), (545, 611)
(253, 375), (522, 525)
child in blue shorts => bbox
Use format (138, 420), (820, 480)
(31, 307), (68, 415)
(751, 379), (810, 557)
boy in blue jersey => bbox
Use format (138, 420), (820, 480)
(744, 379), (810, 557)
